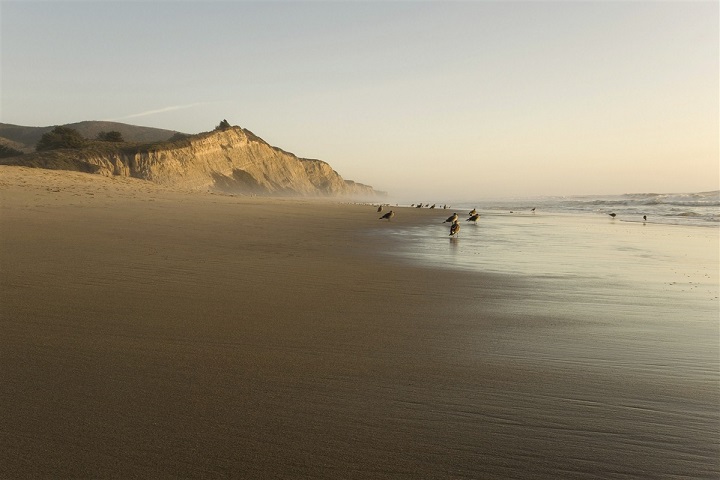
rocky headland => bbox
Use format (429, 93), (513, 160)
(0, 122), (382, 197)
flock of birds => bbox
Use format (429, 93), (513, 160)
(377, 206), (648, 238)
(377, 205), (484, 237)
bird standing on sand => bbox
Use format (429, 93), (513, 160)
(380, 210), (395, 221)
(643, 215), (647, 222)
(609, 213), (617, 218)
(449, 220), (460, 237)
(377, 205), (383, 213)
(444, 213), (459, 223)
(531, 207), (536, 213)
(467, 213), (480, 223)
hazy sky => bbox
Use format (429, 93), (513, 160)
(1, 1), (718, 200)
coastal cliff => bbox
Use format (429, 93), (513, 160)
(1, 126), (381, 197)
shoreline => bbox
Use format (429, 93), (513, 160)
(1, 166), (718, 478)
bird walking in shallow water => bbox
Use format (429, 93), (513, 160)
(379, 210), (394, 221)
(449, 220), (460, 237)
(467, 213), (480, 223)
(444, 213), (459, 223)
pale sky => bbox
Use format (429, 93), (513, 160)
(1, 0), (718, 200)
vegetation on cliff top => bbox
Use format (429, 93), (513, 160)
(28, 122), (241, 157)
(0, 145), (24, 159)
(36, 126), (87, 151)
(3, 120), (275, 159)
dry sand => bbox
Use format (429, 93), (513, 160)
(1, 166), (718, 478)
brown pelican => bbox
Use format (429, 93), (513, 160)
(444, 213), (459, 223)
(449, 220), (460, 237)
(467, 213), (480, 223)
(379, 210), (395, 220)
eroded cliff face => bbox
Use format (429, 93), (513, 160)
(4, 127), (380, 197)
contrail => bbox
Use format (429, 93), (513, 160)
(109, 102), (209, 121)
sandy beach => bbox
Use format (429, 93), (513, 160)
(1, 166), (718, 479)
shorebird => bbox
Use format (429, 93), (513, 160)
(643, 215), (647, 221)
(609, 213), (617, 218)
(379, 210), (395, 221)
(444, 213), (459, 223)
(449, 220), (460, 237)
(531, 207), (536, 213)
(430, 204), (436, 209)
(377, 205), (383, 213)
(467, 213), (480, 223)
(416, 203), (423, 208)
(469, 208), (477, 216)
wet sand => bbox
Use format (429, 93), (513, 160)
(1, 166), (718, 478)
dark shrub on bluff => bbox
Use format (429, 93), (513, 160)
(36, 126), (86, 151)
(97, 131), (124, 142)
(0, 145), (24, 158)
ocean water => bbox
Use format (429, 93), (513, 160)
(379, 206), (718, 295)
(371, 193), (720, 478)
(380, 191), (719, 302)
(452, 190), (719, 227)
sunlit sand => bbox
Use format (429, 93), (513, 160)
(1, 166), (717, 478)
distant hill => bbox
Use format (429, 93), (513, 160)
(0, 121), (184, 152)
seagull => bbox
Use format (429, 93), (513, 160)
(449, 220), (460, 237)
(380, 210), (395, 221)
(444, 213), (459, 223)
(469, 208), (477, 216)
(467, 213), (480, 223)
(609, 213), (617, 218)
(377, 205), (383, 213)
